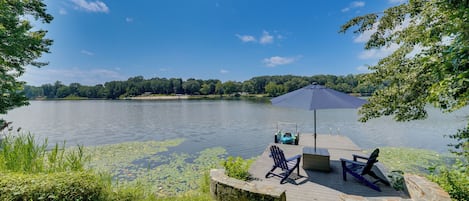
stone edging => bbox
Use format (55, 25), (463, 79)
(403, 174), (451, 201)
(210, 169), (286, 201)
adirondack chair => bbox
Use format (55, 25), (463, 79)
(265, 145), (301, 184)
(340, 148), (390, 192)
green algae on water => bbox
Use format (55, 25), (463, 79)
(371, 147), (456, 174)
(81, 139), (226, 196)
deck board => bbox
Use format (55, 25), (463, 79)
(248, 134), (411, 201)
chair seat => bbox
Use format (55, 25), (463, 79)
(286, 159), (299, 169)
(344, 160), (366, 174)
(265, 145), (301, 184)
(340, 148), (390, 192)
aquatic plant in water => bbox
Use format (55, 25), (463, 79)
(83, 139), (226, 196)
(367, 147), (461, 192)
(376, 147), (456, 174)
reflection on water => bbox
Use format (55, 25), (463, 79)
(2, 100), (467, 158)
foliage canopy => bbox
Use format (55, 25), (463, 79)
(341, 1), (468, 199)
(0, 0), (52, 121)
(341, 0), (468, 122)
(340, 0), (468, 156)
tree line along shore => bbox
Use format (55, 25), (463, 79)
(23, 74), (375, 100)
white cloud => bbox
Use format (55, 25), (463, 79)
(389, 0), (406, 4)
(353, 30), (373, 43)
(235, 34), (256, 43)
(341, 8), (350, 12)
(260, 31), (274, 44)
(20, 67), (126, 86)
(80, 50), (94, 56)
(354, 17), (411, 44)
(353, 23), (377, 43)
(236, 31), (281, 44)
(356, 65), (370, 72)
(358, 43), (399, 60)
(341, 1), (365, 12)
(125, 17), (133, 23)
(354, 18), (413, 60)
(262, 56), (298, 67)
(59, 8), (67, 15)
(351, 1), (365, 7)
(71, 0), (109, 13)
(220, 69), (229, 74)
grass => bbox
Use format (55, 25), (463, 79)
(0, 133), (88, 173)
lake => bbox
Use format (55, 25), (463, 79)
(2, 100), (467, 158)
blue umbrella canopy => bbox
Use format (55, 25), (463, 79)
(271, 84), (367, 110)
(271, 83), (367, 151)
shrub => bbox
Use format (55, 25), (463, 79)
(0, 171), (106, 200)
(428, 159), (469, 201)
(222, 156), (253, 181)
(387, 170), (405, 191)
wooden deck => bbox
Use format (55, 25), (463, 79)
(248, 134), (411, 201)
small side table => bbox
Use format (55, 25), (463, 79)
(302, 147), (330, 172)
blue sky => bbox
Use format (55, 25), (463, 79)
(22, 0), (405, 86)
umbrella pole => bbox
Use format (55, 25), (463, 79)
(314, 109), (317, 152)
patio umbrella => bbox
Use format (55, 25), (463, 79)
(271, 83), (367, 151)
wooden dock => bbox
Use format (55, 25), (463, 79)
(248, 134), (411, 201)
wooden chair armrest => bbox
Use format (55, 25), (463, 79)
(340, 158), (366, 166)
(286, 154), (301, 162)
(353, 154), (369, 161)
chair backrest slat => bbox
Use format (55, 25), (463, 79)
(270, 145), (288, 170)
(362, 148), (379, 175)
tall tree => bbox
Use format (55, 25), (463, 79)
(222, 81), (240, 95)
(0, 0), (53, 127)
(215, 81), (224, 96)
(341, 2), (468, 198)
(284, 78), (308, 92)
(182, 79), (201, 95)
(265, 82), (285, 97)
(341, 0), (468, 120)
(170, 78), (183, 94)
(340, 0), (468, 148)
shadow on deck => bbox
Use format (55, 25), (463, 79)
(248, 134), (410, 201)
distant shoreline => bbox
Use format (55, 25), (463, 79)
(127, 95), (190, 100)
(31, 94), (362, 101)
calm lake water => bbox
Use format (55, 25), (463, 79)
(2, 100), (467, 158)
